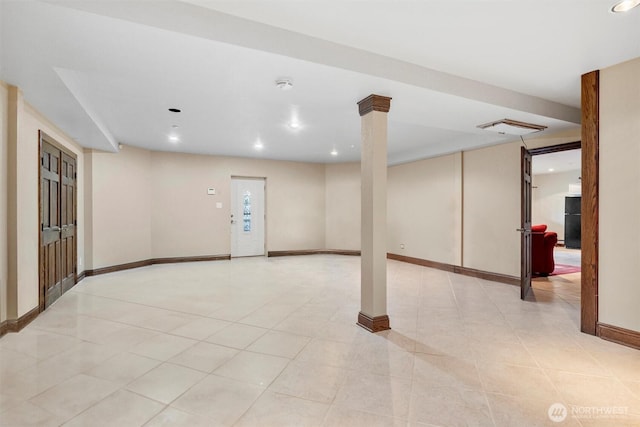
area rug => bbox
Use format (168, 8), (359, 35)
(551, 263), (581, 276)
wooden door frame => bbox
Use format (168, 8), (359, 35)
(523, 138), (596, 336)
(520, 147), (533, 299)
(580, 70), (599, 336)
(38, 131), (78, 312)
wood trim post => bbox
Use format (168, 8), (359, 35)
(581, 70), (599, 335)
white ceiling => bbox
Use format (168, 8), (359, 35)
(1, 1), (639, 164)
(532, 149), (582, 175)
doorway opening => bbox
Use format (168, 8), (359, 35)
(518, 141), (589, 300)
(230, 177), (266, 258)
(530, 144), (582, 306)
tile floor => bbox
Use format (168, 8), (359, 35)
(1, 255), (639, 426)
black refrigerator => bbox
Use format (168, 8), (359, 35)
(565, 196), (581, 249)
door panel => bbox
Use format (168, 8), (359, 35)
(61, 152), (76, 293)
(40, 135), (77, 309)
(521, 147), (533, 299)
(231, 178), (265, 257)
(41, 142), (63, 308)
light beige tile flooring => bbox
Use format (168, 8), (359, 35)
(1, 255), (639, 426)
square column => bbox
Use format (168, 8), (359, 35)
(357, 94), (391, 332)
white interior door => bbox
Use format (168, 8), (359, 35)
(231, 178), (265, 257)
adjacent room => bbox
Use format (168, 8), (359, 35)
(531, 147), (582, 305)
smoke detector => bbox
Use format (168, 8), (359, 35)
(275, 78), (293, 91)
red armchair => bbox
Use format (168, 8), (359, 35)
(531, 224), (557, 276)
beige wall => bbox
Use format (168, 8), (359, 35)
(325, 163), (360, 250)
(83, 149), (94, 270)
(150, 151), (227, 258)
(388, 153), (462, 265)
(4, 86), (85, 318)
(87, 149), (326, 267)
(0, 83), (8, 323)
(20, 104), (85, 316)
(322, 130), (580, 278)
(532, 170), (581, 242)
(227, 157), (326, 253)
(88, 146), (152, 269)
(599, 57), (640, 332)
(463, 143), (521, 277)
(150, 152), (325, 257)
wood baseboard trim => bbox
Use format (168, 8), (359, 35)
(0, 306), (41, 337)
(85, 254), (231, 277)
(268, 249), (361, 257)
(77, 271), (86, 283)
(266, 251), (517, 285)
(387, 253), (519, 286)
(150, 255), (231, 265)
(357, 312), (390, 333)
(85, 259), (152, 276)
(597, 323), (640, 350)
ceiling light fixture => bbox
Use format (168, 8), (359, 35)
(168, 135), (180, 143)
(330, 149), (338, 156)
(289, 121), (300, 129)
(254, 141), (264, 150)
(611, 0), (640, 12)
(548, 168), (555, 172)
(477, 119), (547, 136)
(275, 78), (293, 91)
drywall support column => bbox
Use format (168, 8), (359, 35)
(357, 94), (391, 332)
(6, 85), (21, 321)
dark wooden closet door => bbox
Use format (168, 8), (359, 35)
(41, 141), (63, 308)
(60, 152), (77, 293)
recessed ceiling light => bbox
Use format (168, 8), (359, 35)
(168, 108), (181, 113)
(254, 141), (264, 150)
(330, 149), (338, 156)
(548, 168), (555, 172)
(169, 135), (180, 143)
(289, 121), (300, 129)
(611, 0), (640, 12)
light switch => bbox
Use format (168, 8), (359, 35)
(207, 188), (216, 195)
(216, 202), (223, 209)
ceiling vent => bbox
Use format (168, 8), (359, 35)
(477, 119), (547, 135)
